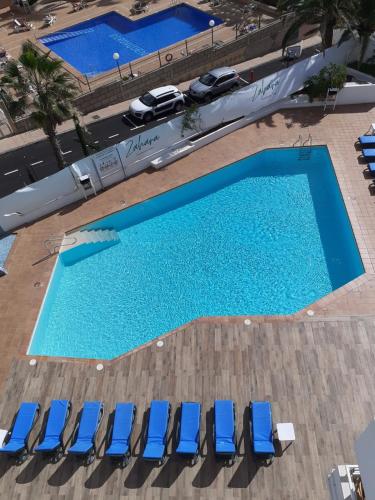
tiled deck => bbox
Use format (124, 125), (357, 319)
(1, 106), (375, 496)
(1, 318), (375, 499)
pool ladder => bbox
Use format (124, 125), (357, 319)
(293, 134), (312, 160)
(44, 235), (77, 255)
(293, 134), (303, 147)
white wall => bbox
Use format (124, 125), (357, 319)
(364, 38), (375, 63)
(356, 419), (375, 500)
(71, 145), (126, 190)
(117, 120), (190, 177)
(337, 83), (375, 105)
(0, 39), (371, 233)
(0, 169), (82, 231)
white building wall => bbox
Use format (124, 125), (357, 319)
(355, 419), (375, 500)
(0, 39), (371, 233)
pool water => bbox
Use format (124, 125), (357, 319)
(29, 147), (364, 359)
(39, 6), (223, 76)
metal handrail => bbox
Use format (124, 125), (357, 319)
(303, 133), (312, 146)
(27, 12), (293, 95)
(293, 134), (302, 147)
(44, 235), (77, 255)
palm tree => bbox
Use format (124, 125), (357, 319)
(1, 42), (79, 169)
(340, 0), (375, 66)
(278, 0), (353, 51)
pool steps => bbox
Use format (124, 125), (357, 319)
(59, 228), (120, 266)
(40, 29), (95, 44)
(298, 148), (312, 160)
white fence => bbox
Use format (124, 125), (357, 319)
(337, 82), (375, 105)
(0, 38), (372, 233)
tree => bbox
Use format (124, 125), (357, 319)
(339, 0), (375, 67)
(278, 0), (353, 50)
(1, 42), (79, 169)
(356, 0), (375, 66)
(72, 112), (90, 157)
(180, 103), (203, 137)
(303, 63), (347, 100)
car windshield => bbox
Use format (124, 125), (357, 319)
(140, 92), (156, 106)
(199, 73), (216, 86)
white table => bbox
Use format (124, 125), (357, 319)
(276, 423), (295, 453)
(0, 429), (8, 448)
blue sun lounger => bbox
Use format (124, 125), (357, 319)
(105, 403), (136, 467)
(67, 401), (104, 465)
(359, 135), (375, 147)
(368, 163), (375, 174)
(176, 402), (201, 464)
(363, 149), (375, 161)
(142, 400), (171, 464)
(35, 400), (71, 462)
(213, 400), (237, 463)
(0, 402), (40, 463)
(250, 401), (275, 460)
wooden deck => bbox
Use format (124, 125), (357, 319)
(0, 317), (374, 499)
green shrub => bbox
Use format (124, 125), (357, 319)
(304, 63), (347, 100)
(180, 104), (202, 137)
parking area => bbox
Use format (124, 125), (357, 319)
(0, 34), (323, 198)
(0, 72), (250, 197)
(122, 71), (250, 127)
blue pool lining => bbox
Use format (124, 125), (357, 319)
(37, 5), (224, 76)
(28, 145), (364, 359)
(27, 256), (60, 356)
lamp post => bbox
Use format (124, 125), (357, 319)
(112, 52), (122, 80)
(209, 19), (215, 46)
(128, 60), (134, 78)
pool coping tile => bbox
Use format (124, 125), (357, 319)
(1, 105), (375, 369)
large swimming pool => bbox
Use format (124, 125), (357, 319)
(29, 147), (364, 359)
(38, 6), (223, 76)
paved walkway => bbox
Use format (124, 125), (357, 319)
(0, 0), (278, 91)
(0, 105), (374, 380)
(0, 96), (374, 498)
(0, 35), (321, 154)
(0, 317), (374, 499)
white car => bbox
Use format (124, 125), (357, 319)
(129, 85), (185, 122)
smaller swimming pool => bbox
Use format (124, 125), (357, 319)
(39, 5), (223, 76)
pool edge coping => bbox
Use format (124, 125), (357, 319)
(34, 2), (225, 81)
(24, 144), (370, 363)
(19, 270), (373, 366)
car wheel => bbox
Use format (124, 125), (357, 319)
(204, 93), (213, 103)
(174, 101), (183, 112)
(232, 81), (240, 90)
(143, 112), (153, 123)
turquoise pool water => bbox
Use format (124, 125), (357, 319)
(38, 6), (223, 76)
(29, 147), (364, 359)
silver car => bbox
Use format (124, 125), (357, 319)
(129, 85), (185, 122)
(189, 67), (240, 101)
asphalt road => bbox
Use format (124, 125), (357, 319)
(0, 108), (181, 198)
(0, 68), (256, 199)
(0, 40), (321, 200)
